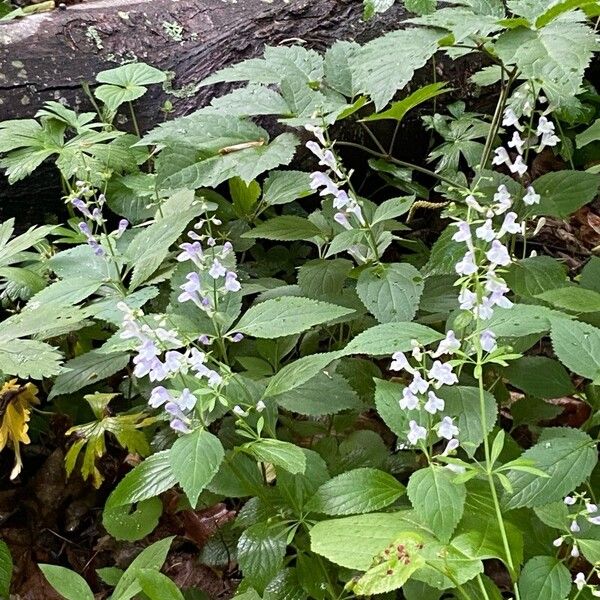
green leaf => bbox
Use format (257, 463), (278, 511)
(363, 0), (395, 19)
(262, 170), (312, 206)
(576, 117), (600, 148)
(504, 256), (568, 298)
(374, 379), (410, 438)
(404, 0), (437, 14)
(536, 0), (600, 27)
(0, 338), (63, 380)
(103, 497), (163, 542)
(164, 133), (299, 190)
(352, 28), (442, 110)
(538, 286), (600, 313)
(530, 171), (600, 218)
(170, 429), (225, 508)
(494, 20), (596, 107)
(342, 322), (443, 356)
(0, 541), (10, 600)
(263, 351), (341, 398)
(407, 466), (466, 543)
(550, 318), (600, 381)
(242, 216), (321, 241)
(518, 556), (571, 600)
(372, 196), (414, 224)
(238, 523), (287, 592)
(112, 537), (174, 600)
(364, 82), (449, 122)
(310, 511), (425, 570)
(423, 225), (465, 276)
(234, 297), (353, 338)
(48, 351), (129, 399)
(504, 428), (598, 508)
(243, 439), (306, 474)
(137, 569), (184, 600)
(39, 565), (94, 600)
(487, 304), (559, 338)
(581, 256), (600, 292)
(95, 62), (166, 111)
(28, 277), (102, 308)
(274, 372), (362, 416)
(106, 451), (177, 508)
(356, 263), (424, 323)
(306, 468), (405, 515)
(125, 209), (200, 290)
(504, 356), (574, 399)
(438, 386), (497, 456)
(297, 258), (353, 298)
(210, 85), (291, 117)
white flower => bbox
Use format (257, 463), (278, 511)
(428, 361), (458, 387)
(523, 186), (540, 206)
(480, 329), (497, 352)
(537, 116), (560, 148)
(493, 185), (512, 214)
(475, 220), (496, 242)
(334, 212), (352, 229)
(465, 195), (485, 213)
(305, 123), (327, 146)
(486, 240), (511, 266)
(332, 189), (351, 209)
(571, 519), (581, 533)
(256, 400), (266, 412)
(458, 288), (477, 310)
(233, 405), (249, 418)
(306, 141), (342, 176)
(492, 147), (511, 167)
(509, 155), (527, 176)
(209, 259), (227, 279)
(177, 389), (197, 411)
(552, 536), (564, 547)
(498, 212), (521, 237)
(442, 438), (460, 455)
(310, 171), (339, 196)
(502, 108), (523, 130)
(586, 503), (598, 514)
(574, 572), (586, 590)
(571, 545), (580, 558)
(507, 131), (525, 154)
(437, 416), (459, 440)
(564, 495), (577, 506)
(431, 330), (461, 357)
(455, 251), (478, 276)
(407, 420), (427, 445)
(452, 221), (472, 243)
(588, 515), (600, 525)
(400, 388), (420, 410)
(410, 339), (423, 361)
(475, 296), (495, 320)
(390, 351), (410, 372)
(424, 391), (445, 414)
(409, 373), (429, 394)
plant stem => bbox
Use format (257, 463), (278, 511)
(335, 140), (469, 191)
(128, 101), (141, 138)
(476, 574), (492, 600)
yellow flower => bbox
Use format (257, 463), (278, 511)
(0, 379), (40, 479)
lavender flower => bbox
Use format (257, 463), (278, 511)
(407, 420), (427, 445)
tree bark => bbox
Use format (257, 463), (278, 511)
(0, 0), (412, 219)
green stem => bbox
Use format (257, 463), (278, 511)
(128, 101), (141, 138)
(476, 574), (492, 600)
(335, 140), (469, 191)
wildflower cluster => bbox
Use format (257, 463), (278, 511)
(69, 180), (128, 256)
(305, 125), (372, 262)
(553, 493), (600, 560)
(389, 332), (460, 453)
(176, 216), (241, 316)
(119, 303), (223, 433)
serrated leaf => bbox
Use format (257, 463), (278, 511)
(372, 197), (414, 224)
(352, 28), (442, 110)
(504, 356), (574, 399)
(238, 523), (287, 592)
(39, 565), (94, 600)
(342, 322), (443, 356)
(0, 338), (63, 380)
(274, 372), (361, 415)
(106, 451), (177, 508)
(0, 541), (12, 599)
(494, 20), (597, 106)
(234, 297), (353, 338)
(306, 468), (405, 515)
(407, 466), (466, 543)
(170, 429), (224, 508)
(262, 170), (312, 206)
(324, 41), (360, 96)
(112, 537), (174, 600)
(529, 170), (600, 218)
(504, 256), (568, 298)
(125, 208), (200, 290)
(356, 263), (424, 323)
(210, 85), (291, 117)
(550, 318), (600, 381)
(164, 133), (298, 190)
(263, 351), (341, 398)
(49, 351), (129, 399)
(404, 0), (437, 15)
(538, 286), (600, 313)
(422, 224), (465, 276)
(363, 0), (395, 19)
(243, 439), (306, 474)
(102, 497), (162, 542)
(504, 428), (597, 508)
(297, 258), (353, 298)
(242, 216), (321, 241)
(576, 117), (600, 148)
(518, 556), (571, 600)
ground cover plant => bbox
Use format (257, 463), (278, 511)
(0, 0), (600, 598)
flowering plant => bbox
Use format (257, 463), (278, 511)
(0, 0), (600, 598)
